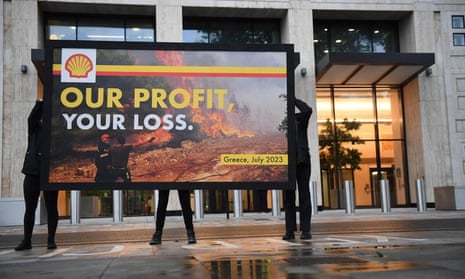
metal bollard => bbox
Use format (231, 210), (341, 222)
(416, 179), (427, 212)
(113, 190), (123, 223)
(344, 180), (355, 215)
(310, 181), (318, 216)
(271, 189), (281, 217)
(153, 190), (159, 221)
(233, 189), (243, 218)
(194, 189), (204, 219)
(380, 179), (391, 213)
(70, 190), (80, 224)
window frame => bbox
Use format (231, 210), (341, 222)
(453, 33), (465, 46)
(45, 14), (155, 42)
(452, 15), (465, 29)
(182, 17), (281, 44)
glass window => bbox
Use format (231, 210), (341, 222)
(209, 21), (251, 44)
(333, 88), (375, 140)
(183, 29), (209, 43)
(372, 25), (398, 53)
(46, 15), (155, 42)
(313, 23), (330, 63)
(376, 88), (403, 140)
(251, 22), (280, 44)
(183, 18), (280, 44)
(453, 33), (465, 46)
(78, 26), (124, 41)
(183, 19), (209, 43)
(47, 18), (76, 40)
(331, 23), (372, 53)
(125, 18), (154, 42)
(313, 20), (399, 64)
(452, 15), (465, 29)
(77, 17), (125, 41)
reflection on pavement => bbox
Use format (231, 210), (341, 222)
(2, 232), (465, 279)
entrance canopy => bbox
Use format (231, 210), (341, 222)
(316, 53), (434, 86)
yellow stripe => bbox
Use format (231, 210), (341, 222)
(53, 64), (286, 74)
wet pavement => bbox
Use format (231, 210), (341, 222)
(1, 208), (465, 278)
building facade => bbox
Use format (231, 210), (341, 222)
(1, 0), (465, 223)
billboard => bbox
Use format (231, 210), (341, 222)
(42, 41), (296, 190)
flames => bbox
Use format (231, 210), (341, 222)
(150, 129), (173, 144)
(132, 129), (173, 147)
(155, 51), (255, 139)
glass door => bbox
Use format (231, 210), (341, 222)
(317, 86), (407, 209)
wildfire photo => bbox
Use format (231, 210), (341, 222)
(46, 45), (292, 188)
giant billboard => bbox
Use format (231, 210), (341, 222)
(42, 42), (296, 190)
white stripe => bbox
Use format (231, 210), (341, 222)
(0, 250), (15, 256)
(39, 248), (70, 258)
(63, 245), (124, 256)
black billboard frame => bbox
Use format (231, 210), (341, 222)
(41, 41), (296, 191)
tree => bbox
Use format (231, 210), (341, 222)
(319, 118), (364, 207)
(319, 118), (364, 171)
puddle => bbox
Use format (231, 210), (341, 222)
(203, 258), (287, 279)
(318, 260), (425, 274)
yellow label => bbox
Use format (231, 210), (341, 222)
(220, 154), (288, 165)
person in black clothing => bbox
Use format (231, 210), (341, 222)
(95, 133), (112, 182)
(149, 190), (197, 245)
(109, 135), (154, 182)
(15, 99), (59, 251)
(283, 98), (313, 240)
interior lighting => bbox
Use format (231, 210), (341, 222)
(87, 35), (124, 39)
(335, 39), (342, 43)
(348, 28), (355, 32)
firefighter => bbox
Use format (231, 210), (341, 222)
(109, 135), (154, 182)
(95, 133), (112, 182)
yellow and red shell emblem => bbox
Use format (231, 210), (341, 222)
(64, 54), (93, 78)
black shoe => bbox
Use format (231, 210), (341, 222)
(149, 231), (162, 245)
(300, 232), (312, 240)
(282, 232), (295, 240)
(187, 231), (196, 244)
(15, 240), (32, 251)
(47, 241), (57, 250)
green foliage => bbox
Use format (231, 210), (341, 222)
(319, 118), (364, 170)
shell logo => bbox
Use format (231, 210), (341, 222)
(64, 54), (93, 78)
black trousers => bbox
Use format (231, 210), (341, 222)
(283, 162), (312, 233)
(155, 190), (194, 232)
(22, 175), (59, 242)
